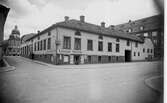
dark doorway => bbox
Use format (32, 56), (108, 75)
(74, 55), (80, 65)
(125, 50), (131, 62)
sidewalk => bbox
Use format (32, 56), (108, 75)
(0, 58), (15, 73)
(145, 75), (163, 93)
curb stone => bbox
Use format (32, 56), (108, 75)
(144, 75), (163, 93)
(0, 59), (16, 73)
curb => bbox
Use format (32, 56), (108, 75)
(0, 59), (16, 73)
(144, 75), (163, 93)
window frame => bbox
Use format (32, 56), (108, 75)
(74, 38), (81, 50)
(63, 36), (71, 49)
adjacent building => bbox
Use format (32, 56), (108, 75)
(20, 33), (36, 58)
(0, 4), (9, 60)
(112, 15), (163, 59)
(5, 25), (21, 56)
(20, 16), (154, 65)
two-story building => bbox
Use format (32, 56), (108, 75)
(21, 16), (154, 65)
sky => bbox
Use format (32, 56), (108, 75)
(1, 0), (160, 40)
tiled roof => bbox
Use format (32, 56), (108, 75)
(56, 19), (142, 42)
(21, 33), (36, 43)
(29, 19), (143, 42)
(114, 15), (163, 34)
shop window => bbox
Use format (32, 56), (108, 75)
(98, 56), (102, 63)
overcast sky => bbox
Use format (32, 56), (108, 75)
(1, 0), (160, 39)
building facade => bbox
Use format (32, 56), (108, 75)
(21, 16), (154, 65)
(0, 4), (9, 60)
(5, 25), (21, 56)
(113, 15), (163, 60)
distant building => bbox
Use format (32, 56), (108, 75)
(20, 33), (36, 58)
(20, 16), (154, 65)
(5, 25), (21, 56)
(0, 4), (9, 60)
(112, 15), (163, 59)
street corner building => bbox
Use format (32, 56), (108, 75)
(20, 15), (160, 65)
(5, 25), (21, 56)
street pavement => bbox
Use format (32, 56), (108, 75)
(0, 56), (163, 103)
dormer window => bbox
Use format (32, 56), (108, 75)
(38, 36), (40, 40)
(48, 31), (51, 36)
(98, 35), (103, 39)
(75, 30), (81, 36)
(140, 26), (144, 30)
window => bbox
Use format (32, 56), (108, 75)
(134, 52), (136, 56)
(138, 52), (140, 56)
(75, 31), (81, 36)
(151, 49), (153, 53)
(47, 38), (51, 50)
(99, 35), (103, 39)
(98, 41), (103, 51)
(38, 41), (40, 51)
(34, 42), (36, 51)
(147, 49), (149, 53)
(116, 38), (120, 42)
(63, 36), (71, 49)
(116, 44), (120, 52)
(44, 39), (46, 50)
(40, 40), (42, 50)
(143, 48), (145, 53)
(108, 42), (112, 52)
(74, 38), (81, 50)
(127, 40), (130, 46)
(98, 56), (101, 63)
(135, 42), (138, 47)
(87, 40), (93, 51)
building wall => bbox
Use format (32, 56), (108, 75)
(20, 26), (154, 65)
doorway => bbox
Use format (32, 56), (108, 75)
(74, 55), (80, 65)
(125, 50), (131, 62)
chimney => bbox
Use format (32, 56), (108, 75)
(80, 15), (85, 22)
(128, 20), (132, 23)
(37, 30), (40, 34)
(109, 25), (115, 30)
(64, 16), (69, 22)
(101, 22), (105, 28)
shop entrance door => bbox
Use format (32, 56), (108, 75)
(74, 55), (80, 65)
